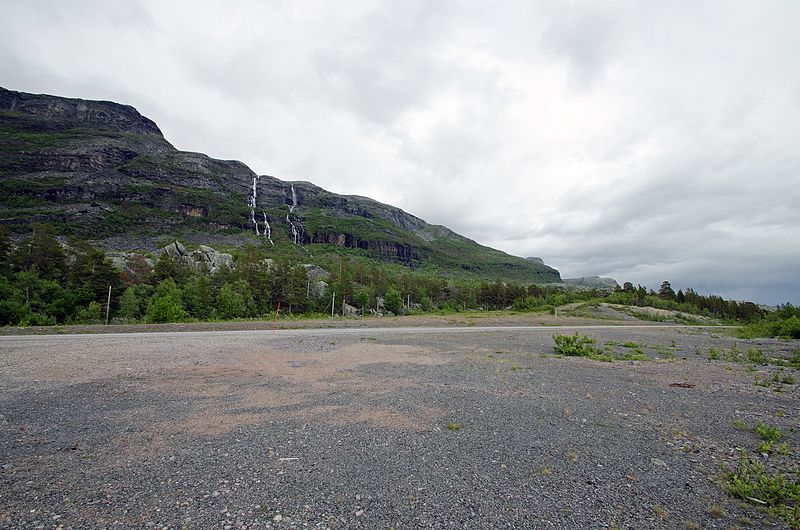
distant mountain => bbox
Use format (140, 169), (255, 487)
(562, 276), (619, 290)
(0, 87), (561, 284)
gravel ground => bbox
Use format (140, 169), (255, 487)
(0, 325), (798, 529)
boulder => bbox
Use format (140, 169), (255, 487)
(191, 245), (233, 273)
(154, 241), (234, 274)
(310, 280), (328, 299)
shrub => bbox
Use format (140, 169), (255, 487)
(118, 286), (143, 321)
(146, 278), (185, 323)
(553, 333), (597, 357)
(74, 301), (103, 324)
(216, 282), (247, 320)
(384, 288), (403, 315)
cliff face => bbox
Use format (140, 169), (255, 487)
(0, 87), (561, 283)
(0, 88), (163, 136)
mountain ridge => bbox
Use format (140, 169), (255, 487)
(0, 87), (561, 284)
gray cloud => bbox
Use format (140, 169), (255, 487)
(1, 0), (798, 304)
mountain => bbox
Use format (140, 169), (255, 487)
(0, 87), (561, 284)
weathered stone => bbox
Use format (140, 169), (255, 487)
(190, 245), (233, 273)
(310, 280), (327, 299)
(153, 241), (234, 274)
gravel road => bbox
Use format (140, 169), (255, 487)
(1, 325), (798, 529)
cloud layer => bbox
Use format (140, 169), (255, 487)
(2, 0), (798, 304)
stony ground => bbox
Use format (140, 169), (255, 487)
(0, 321), (798, 529)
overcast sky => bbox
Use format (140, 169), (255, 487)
(2, 1), (798, 304)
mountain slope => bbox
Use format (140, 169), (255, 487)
(0, 87), (560, 283)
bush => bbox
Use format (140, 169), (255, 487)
(74, 301), (103, 324)
(739, 305), (800, 339)
(216, 282), (247, 320)
(118, 286), (143, 321)
(385, 288), (403, 315)
(146, 278), (186, 323)
(553, 333), (597, 357)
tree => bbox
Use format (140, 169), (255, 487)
(285, 266), (309, 314)
(635, 285), (646, 306)
(146, 278), (186, 323)
(150, 252), (191, 285)
(13, 224), (67, 281)
(0, 225), (11, 276)
(67, 240), (122, 307)
(419, 294), (433, 312)
(354, 287), (372, 315)
(659, 281), (676, 300)
(0, 276), (25, 325)
(385, 287), (403, 315)
(183, 275), (213, 320)
(74, 301), (103, 324)
(236, 245), (270, 313)
(622, 282), (634, 293)
(119, 286), (144, 321)
(216, 282), (247, 320)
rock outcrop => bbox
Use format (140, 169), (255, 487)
(155, 241), (234, 273)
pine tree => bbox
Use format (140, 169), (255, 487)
(13, 224), (67, 281)
(659, 281), (676, 300)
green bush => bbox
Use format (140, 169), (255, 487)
(216, 282), (247, 320)
(739, 305), (800, 339)
(725, 453), (799, 527)
(118, 286), (143, 321)
(146, 278), (186, 323)
(385, 288), (403, 315)
(553, 333), (597, 357)
(74, 301), (103, 324)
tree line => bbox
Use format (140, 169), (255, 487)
(0, 224), (779, 329)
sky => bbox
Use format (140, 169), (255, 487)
(1, 1), (798, 305)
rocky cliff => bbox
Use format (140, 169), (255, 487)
(0, 87), (561, 284)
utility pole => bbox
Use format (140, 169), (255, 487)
(331, 291), (336, 318)
(105, 285), (112, 325)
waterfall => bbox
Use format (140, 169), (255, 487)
(263, 211), (274, 245)
(249, 176), (260, 235)
(284, 183), (302, 244)
(286, 214), (299, 244)
(289, 184), (298, 213)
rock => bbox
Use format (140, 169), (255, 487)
(190, 245), (234, 273)
(343, 302), (359, 317)
(153, 241), (234, 274)
(157, 241), (193, 267)
(309, 280), (328, 299)
(303, 265), (330, 298)
(303, 264), (330, 282)
(108, 252), (154, 284)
